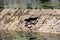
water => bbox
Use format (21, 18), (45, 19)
(0, 30), (60, 40)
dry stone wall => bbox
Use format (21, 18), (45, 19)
(0, 9), (60, 32)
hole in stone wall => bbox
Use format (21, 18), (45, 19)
(24, 17), (38, 28)
(24, 17), (38, 22)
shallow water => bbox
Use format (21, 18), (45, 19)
(0, 30), (60, 40)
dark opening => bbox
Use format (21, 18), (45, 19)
(24, 17), (38, 28)
(24, 17), (38, 22)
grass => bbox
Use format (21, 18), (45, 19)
(13, 32), (44, 40)
(0, 4), (4, 8)
(0, 2), (60, 9)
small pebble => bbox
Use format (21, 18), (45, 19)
(28, 25), (32, 28)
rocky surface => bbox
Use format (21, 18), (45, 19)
(0, 9), (60, 33)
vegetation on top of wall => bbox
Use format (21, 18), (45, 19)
(0, 0), (60, 9)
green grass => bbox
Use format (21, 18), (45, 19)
(0, 4), (4, 8)
(14, 34), (29, 40)
(0, 2), (60, 9)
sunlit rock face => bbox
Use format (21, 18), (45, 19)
(0, 9), (60, 32)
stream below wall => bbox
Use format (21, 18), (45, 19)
(0, 30), (60, 40)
